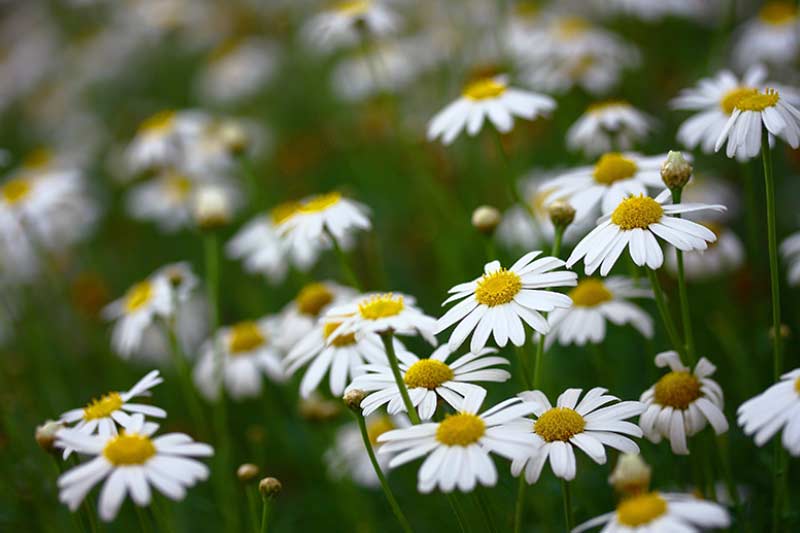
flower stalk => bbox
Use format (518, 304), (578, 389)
(379, 330), (421, 425)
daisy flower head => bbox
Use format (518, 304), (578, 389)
(665, 222), (744, 281)
(301, 0), (401, 54)
(566, 101), (654, 157)
(435, 252), (576, 354)
(58, 371), (166, 459)
(196, 37), (279, 104)
(566, 191), (726, 275)
(738, 368), (800, 455)
(193, 317), (287, 401)
(733, 2), (799, 70)
(601, 0), (718, 22)
(545, 276), (653, 348)
(781, 231), (800, 286)
(572, 491), (730, 532)
(512, 388), (644, 483)
(125, 110), (208, 174)
(347, 345), (511, 420)
(715, 87), (800, 160)
(276, 281), (357, 352)
(125, 171), (198, 232)
(377, 388), (538, 493)
(639, 351), (728, 455)
(56, 414), (213, 522)
(426, 75), (556, 145)
(277, 191), (371, 248)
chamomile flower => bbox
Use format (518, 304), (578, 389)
(276, 281), (356, 352)
(125, 171), (203, 232)
(545, 277), (653, 348)
(781, 231), (800, 286)
(540, 152), (672, 221)
(566, 192), (726, 275)
(125, 110), (208, 174)
(733, 2), (799, 69)
(377, 388), (538, 493)
(665, 223), (744, 280)
(512, 388), (644, 483)
(715, 87), (800, 159)
(56, 414), (213, 522)
(193, 317), (287, 401)
(639, 351), (728, 455)
(738, 368), (800, 455)
(58, 371), (166, 459)
(572, 491), (730, 532)
(103, 274), (172, 358)
(602, 0), (717, 21)
(196, 37), (279, 104)
(567, 101), (654, 157)
(348, 345), (511, 420)
(278, 191), (371, 249)
(435, 252), (576, 353)
(426, 75), (556, 145)
(301, 0), (401, 53)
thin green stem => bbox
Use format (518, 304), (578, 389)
(513, 475), (527, 533)
(530, 225), (565, 390)
(135, 506), (154, 533)
(645, 268), (686, 360)
(164, 299), (205, 437)
(246, 486), (260, 533)
(670, 188), (696, 364)
(551, 225), (565, 259)
(354, 411), (413, 533)
(325, 227), (364, 291)
(446, 493), (469, 533)
(380, 331), (421, 424)
(561, 479), (573, 532)
(260, 494), (272, 533)
(476, 489), (498, 533)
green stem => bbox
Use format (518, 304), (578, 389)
(260, 494), (272, 533)
(379, 331), (421, 424)
(530, 225), (564, 390)
(561, 479), (573, 531)
(325, 227), (364, 291)
(670, 188), (696, 364)
(354, 411), (413, 533)
(513, 475), (527, 533)
(446, 493), (469, 533)
(246, 486), (260, 533)
(164, 304), (205, 437)
(135, 506), (154, 533)
(492, 130), (535, 220)
(645, 268), (686, 361)
(476, 490), (498, 533)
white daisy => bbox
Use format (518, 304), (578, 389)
(512, 388), (644, 483)
(125, 110), (209, 174)
(567, 101), (654, 157)
(639, 351), (729, 455)
(193, 317), (287, 401)
(301, 0), (400, 54)
(58, 371), (166, 459)
(780, 231), (800, 286)
(733, 2), (799, 70)
(277, 191), (371, 249)
(572, 491), (730, 532)
(125, 171), (199, 233)
(56, 414), (213, 522)
(539, 152), (672, 221)
(426, 75), (556, 145)
(348, 345), (511, 420)
(665, 223), (745, 281)
(545, 276), (653, 348)
(602, 0), (718, 21)
(435, 252), (577, 354)
(738, 368), (800, 455)
(103, 275), (173, 358)
(715, 87), (800, 160)
(377, 388), (538, 493)
(566, 192), (726, 275)
(196, 37), (279, 104)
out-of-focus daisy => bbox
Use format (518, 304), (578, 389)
(733, 2), (799, 69)
(377, 389), (537, 493)
(602, 0), (718, 21)
(126, 171), (199, 232)
(679, 174), (739, 223)
(426, 75), (556, 145)
(566, 192), (725, 275)
(276, 281), (356, 352)
(512, 388), (644, 483)
(193, 317), (287, 401)
(278, 191), (370, 249)
(540, 152), (670, 221)
(125, 110), (208, 174)
(435, 252), (576, 354)
(196, 37), (279, 104)
(639, 351), (728, 455)
(567, 101), (654, 157)
(738, 368), (800, 455)
(348, 345), (511, 420)
(665, 223), (744, 281)
(58, 371), (166, 459)
(572, 491), (730, 532)
(781, 231), (800, 286)
(103, 274), (172, 358)
(715, 87), (800, 159)
(56, 414), (213, 522)
(545, 277), (653, 348)
(301, 0), (400, 53)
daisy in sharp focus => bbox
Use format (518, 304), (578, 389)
(56, 414), (213, 522)
(664, 222), (745, 281)
(275, 281), (356, 353)
(566, 101), (654, 157)
(58, 371), (166, 459)
(277, 191), (370, 250)
(436, 252), (576, 353)
(780, 231), (800, 286)
(301, 0), (401, 54)
(348, 345), (511, 420)
(377, 388), (538, 493)
(738, 368), (800, 455)
(639, 351), (728, 455)
(545, 276), (653, 349)
(512, 388), (644, 483)
(733, 2), (799, 70)
(426, 75), (556, 145)
(566, 191), (725, 276)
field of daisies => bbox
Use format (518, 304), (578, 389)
(4, 0), (800, 532)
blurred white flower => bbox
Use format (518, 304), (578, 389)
(738, 367), (800, 455)
(196, 38), (280, 103)
(301, 0), (401, 53)
(733, 2), (799, 70)
(567, 101), (654, 157)
(665, 223), (745, 281)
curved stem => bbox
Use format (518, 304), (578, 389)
(260, 494), (272, 533)
(325, 227), (364, 292)
(379, 331), (421, 425)
(645, 268), (686, 361)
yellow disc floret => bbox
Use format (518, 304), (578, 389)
(611, 195), (663, 230)
(1, 178), (32, 205)
(436, 413), (486, 446)
(759, 2), (797, 25)
(569, 278), (613, 307)
(334, 0), (370, 15)
(735, 88), (780, 112)
(463, 78), (507, 101)
(616, 492), (668, 526)
(139, 110), (176, 134)
(593, 153), (638, 185)
(124, 280), (153, 313)
(270, 201), (301, 225)
(720, 86), (757, 114)
(298, 192), (341, 214)
(358, 293), (404, 319)
(103, 433), (157, 466)
(475, 269), (522, 307)
(404, 359), (454, 389)
(534, 407), (586, 442)
(588, 100), (628, 114)
(653, 371), (701, 410)
(296, 283), (334, 316)
(556, 16), (589, 39)
(228, 321), (266, 354)
(83, 392), (124, 420)
(165, 173), (192, 200)
(794, 376), (800, 395)
(323, 321), (357, 347)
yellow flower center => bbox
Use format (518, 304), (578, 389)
(367, 415), (395, 445)
(616, 492), (668, 526)
(569, 278), (613, 307)
(404, 359), (454, 389)
(794, 376), (800, 395)
(534, 407), (586, 442)
(475, 269), (522, 307)
(103, 433), (157, 466)
(83, 392), (124, 420)
(436, 413), (486, 446)
(588, 100), (628, 114)
(323, 321), (357, 347)
(556, 16), (589, 39)
(463, 78), (507, 101)
(139, 110), (176, 134)
(22, 147), (53, 169)
(270, 201), (301, 225)
(735, 88), (780, 112)
(720, 86), (757, 115)
(653, 371), (701, 409)
(165, 173), (192, 200)
(298, 192), (341, 214)
(701, 221), (723, 249)
(228, 321), (266, 354)
(334, 0), (370, 15)
(593, 153), (639, 185)
(1, 178), (32, 205)
(296, 283), (334, 316)
(611, 195), (663, 230)
(124, 280), (153, 313)
(759, 2), (797, 25)
(358, 293), (404, 320)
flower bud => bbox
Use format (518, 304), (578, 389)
(193, 185), (231, 230)
(660, 151), (692, 190)
(237, 463), (260, 483)
(35, 420), (64, 454)
(343, 389), (367, 412)
(548, 200), (575, 228)
(471, 206), (501, 235)
(259, 477), (282, 498)
(609, 453), (651, 495)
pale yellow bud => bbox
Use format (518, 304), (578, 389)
(471, 206), (501, 234)
(660, 151), (693, 190)
(609, 453), (651, 495)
